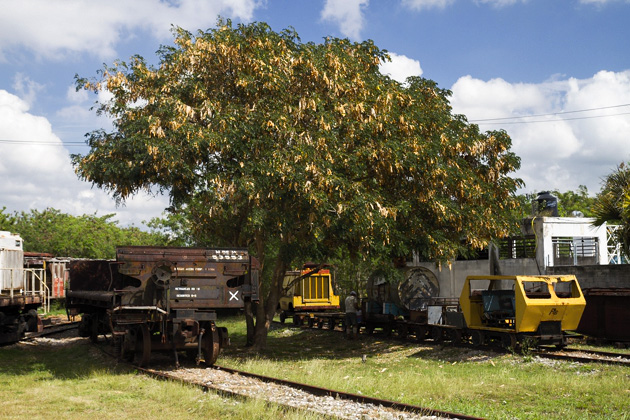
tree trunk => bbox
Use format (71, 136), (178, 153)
(253, 296), (268, 350)
(244, 299), (255, 346)
(252, 253), (288, 351)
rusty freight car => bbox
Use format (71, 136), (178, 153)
(66, 246), (259, 366)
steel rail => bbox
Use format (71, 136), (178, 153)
(534, 348), (630, 366)
(211, 364), (485, 420)
(561, 347), (630, 360)
(135, 366), (339, 420)
(285, 319), (630, 367)
(87, 328), (483, 419)
(0, 321), (80, 347)
(24, 321), (80, 340)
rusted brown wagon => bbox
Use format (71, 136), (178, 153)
(66, 246), (259, 366)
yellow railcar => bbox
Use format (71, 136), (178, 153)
(278, 264), (341, 327)
(459, 275), (586, 348)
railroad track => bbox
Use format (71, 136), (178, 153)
(85, 328), (483, 420)
(22, 321), (80, 341)
(535, 347), (630, 366)
(137, 363), (484, 420)
(0, 319), (80, 347)
(285, 319), (630, 367)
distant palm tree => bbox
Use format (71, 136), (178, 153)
(593, 163), (630, 259)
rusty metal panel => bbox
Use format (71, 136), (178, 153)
(115, 246), (256, 309)
(578, 288), (630, 342)
(68, 260), (119, 292)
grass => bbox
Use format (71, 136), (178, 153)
(3, 315), (629, 419)
(39, 299), (68, 318)
(217, 316), (630, 420)
(0, 338), (323, 420)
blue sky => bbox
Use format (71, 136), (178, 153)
(1, 0), (629, 227)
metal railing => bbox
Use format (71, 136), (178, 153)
(606, 225), (624, 264)
(497, 236), (537, 259)
(0, 267), (48, 312)
(551, 236), (599, 266)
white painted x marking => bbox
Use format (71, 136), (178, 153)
(229, 290), (239, 301)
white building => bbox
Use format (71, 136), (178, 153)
(407, 216), (614, 299)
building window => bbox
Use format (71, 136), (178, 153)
(551, 237), (599, 266)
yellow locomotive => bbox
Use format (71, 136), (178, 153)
(456, 275), (586, 348)
(278, 263), (341, 327)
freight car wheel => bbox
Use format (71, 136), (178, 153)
(327, 318), (336, 330)
(135, 324), (151, 367)
(383, 326), (392, 337)
(431, 326), (444, 343)
(414, 325), (427, 342)
(396, 324), (409, 339)
(470, 330), (485, 347)
(202, 325), (221, 366)
(78, 314), (91, 338)
(90, 314), (100, 344)
(317, 319), (324, 329)
(25, 309), (40, 332)
(120, 329), (136, 362)
(501, 333), (517, 350)
(447, 328), (462, 345)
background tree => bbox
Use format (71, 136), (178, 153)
(554, 186), (595, 217)
(593, 163), (630, 259)
(146, 211), (194, 247)
(505, 186), (596, 236)
(7, 208), (167, 259)
(0, 206), (17, 231)
(73, 20), (523, 349)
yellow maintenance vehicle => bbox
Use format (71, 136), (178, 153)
(456, 275), (586, 348)
(278, 263), (342, 328)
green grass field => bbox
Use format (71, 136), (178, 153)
(218, 316), (630, 420)
(0, 335), (320, 420)
(1, 315), (629, 419)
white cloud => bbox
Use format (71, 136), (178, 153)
(0, 0), (262, 60)
(474, 0), (527, 7)
(12, 74), (44, 107)
(401, 0), (456, 11)
(578, 0), (630, 4)
(450, 71), (630, 195)
(379, 52), (423, 83)
(0, 89), (169, 226)
(66, 86), (89, 104)
(321, 0), (369, 40)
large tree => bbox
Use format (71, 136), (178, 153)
(73, 20), (522, 349)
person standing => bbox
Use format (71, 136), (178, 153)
(345, 291), (360, 339)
